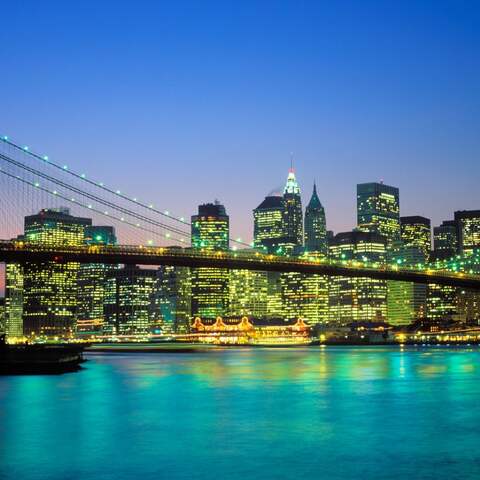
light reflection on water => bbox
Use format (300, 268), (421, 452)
(1, 346), (480, 480)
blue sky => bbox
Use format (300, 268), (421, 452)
(1, 0), (479, 242)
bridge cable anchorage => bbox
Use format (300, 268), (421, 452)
(0, 151), (190, 238)
(0, 168), (189, 245)
(0, 135), (251, 248)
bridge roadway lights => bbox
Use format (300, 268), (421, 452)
(0, 242), (480, 290)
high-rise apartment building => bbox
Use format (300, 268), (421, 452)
(191, 202), (229, 319)
(357, 182), (400, 247)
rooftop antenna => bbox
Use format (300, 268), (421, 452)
(289, 152), (294, 172)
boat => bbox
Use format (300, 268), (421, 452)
(0, 335), (86, 374)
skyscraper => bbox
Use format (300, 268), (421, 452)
(304, 182), (327, 255)
(282, 168), (303, 251)
(302, 182), (329, 323)
(4, 262), (23, 338)
(454, 210), (480, 254)
(76, 226), (118, 336)
(329, 231), (387, 323)
(229, 249), (268, 319)
(191, 202), (229, 319)
(400, 216), (431, 260)
(253, 195), (285, 254)
(387, 242), (427, 325)
(154, 255), (191, 334)
(104, 265), (157, 336)
(22, 208), (91, 338)
(433, 220), (457, 259)
(357, 182), (400, 247)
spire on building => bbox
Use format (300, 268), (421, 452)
(307, 182), (322, 209)
(284, 167), (300, 195)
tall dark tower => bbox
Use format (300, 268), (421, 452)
(283, 167), (303, 251)
(304, 182), (327, 255)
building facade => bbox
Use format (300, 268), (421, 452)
(357, 182), (400, 247)
(191, 202), (229, 319)
(400, 216), (431, 261)
(454, 210), (480, 254)
(22, 208), (91, 338)
(104, 265), (157, 336)
(329, 231), (387, 323)
(76, 226), (118, 336)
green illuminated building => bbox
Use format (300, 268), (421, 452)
(400, 216), (431, 260)
(454, 210), (480, 254)
(357, 182), (400, 247)
(104, 265), (157, 336)
(76, 226), (117, 336)
(191, 202), (229, 319)
(22, 208), (91, 338)
(329, 231), (387, 323)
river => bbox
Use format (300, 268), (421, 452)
(1, 346), (480, 479)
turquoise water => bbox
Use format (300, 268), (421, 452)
(1, 347), (480, 480)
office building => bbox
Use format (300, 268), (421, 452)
(191, 202), (229, 319)
(104, 265), (157, 336)
(22, 208), (91, 338)
(329, 231), (387, 323)
(454, 210), (480, 254)
(76, 226), (118, 336)
(357, 182), (400, 247)
(400, 216), (431, 260)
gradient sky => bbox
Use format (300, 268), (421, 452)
(1, 0), (479, 245)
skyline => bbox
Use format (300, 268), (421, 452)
(1, 1), (480, 243)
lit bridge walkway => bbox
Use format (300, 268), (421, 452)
(1, 240), (480, 290)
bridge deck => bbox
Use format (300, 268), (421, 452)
(1, 240), (479, 289)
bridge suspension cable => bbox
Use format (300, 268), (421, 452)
(0, 135), (252, 248)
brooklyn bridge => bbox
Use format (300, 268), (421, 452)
(1, 134), (479, 290)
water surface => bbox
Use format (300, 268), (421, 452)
(1, 347), (480, 480)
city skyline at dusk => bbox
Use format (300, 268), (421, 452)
(2, 1), (480, 243)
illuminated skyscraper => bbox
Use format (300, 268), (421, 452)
(329, 231), (387, 323)
(454, 210), (480, 254)
(283, 168), (303, 251)
(76, 226), (117, 336)
(104, 265), (157, 336)
(154, 252), (191, 334)
(22, 208), (91, 338)
(304, 182), (327, 255)
(229, 250), (268, 319)
(433, 220), (457, 259)
(4, 262), (24, 338)
(400, 216), (431, 260)
(0, 298), (5, 335)
(357, 182), (400, 247)
(253, 195), (285, 254)
(387, 243), (427, 325)
(191, 202), (229, 319)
